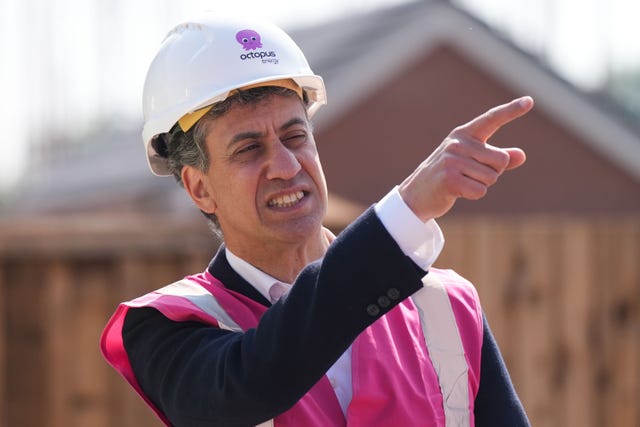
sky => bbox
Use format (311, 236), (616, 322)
(0, 0), (413, 192)
(459, 0), (640, 86)
(1, 0), (639, 193)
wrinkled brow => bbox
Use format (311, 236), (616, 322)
(228, 116), (308, 148)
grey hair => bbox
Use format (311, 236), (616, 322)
(159, 86), (309, 236)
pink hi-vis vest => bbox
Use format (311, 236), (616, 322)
(101, 268), (483, 427)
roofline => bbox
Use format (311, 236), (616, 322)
(314, 1), (640, 183)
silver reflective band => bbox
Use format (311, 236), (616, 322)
(157, 280), (273, 426)
(412, 274), (471, 427)
(155, 280), (243, 332)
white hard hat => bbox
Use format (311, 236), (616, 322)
(142, 13), (327, 176)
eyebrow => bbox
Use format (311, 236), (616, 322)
(228, 116), (308, 147)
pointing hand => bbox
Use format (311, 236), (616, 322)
(398, 96), (534, 221)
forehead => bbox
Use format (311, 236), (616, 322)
(204, 94), (308, 141)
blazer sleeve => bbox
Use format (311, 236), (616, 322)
(123, 208), (426, 426)
(474, 314), (531, 427)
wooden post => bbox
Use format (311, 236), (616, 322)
(46, 259), (73, 427)
(560, 221), (595, 427)
(516, 219), (559, 427)
(599, 221), (640, 426)
(475, 220), (523, 369)
(67, 260), (112, 427)
(116, 254), (165, 426)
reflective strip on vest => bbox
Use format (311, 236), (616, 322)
(155, 279), (243, 332)
(152, 276), (472, 427)
(156, 280), (272, 426)
(412, 274), (470, 427)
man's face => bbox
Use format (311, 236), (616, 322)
(197, 94), (328, 252)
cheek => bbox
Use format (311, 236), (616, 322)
(307, 153), (327, 188)
(217, 169), (261, 207)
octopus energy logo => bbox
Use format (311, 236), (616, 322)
(236, 29), (263, 50)
(235, 29), (278, 64)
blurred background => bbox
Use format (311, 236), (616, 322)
(0, 0), (639, 426)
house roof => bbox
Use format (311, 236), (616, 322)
(294, 0), (640, 183)
(4, 126), (193, 215)
(5, 0), (640, 217)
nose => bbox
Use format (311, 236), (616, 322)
(265, 142), (302, 181)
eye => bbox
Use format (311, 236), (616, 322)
(242, 38), (248, 43)
(251, 36), (257, 41)
(236, 143), (260, 155)
(283, 131), (307, 147)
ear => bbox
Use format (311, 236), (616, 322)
(181, 165), (217, 214)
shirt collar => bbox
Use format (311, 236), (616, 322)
(224, 228), (336, 303)
(225, 249), (292, 303)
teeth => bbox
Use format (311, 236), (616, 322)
(268, 191), (304, 208)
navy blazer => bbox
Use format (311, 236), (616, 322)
(123, 208), (529, 426)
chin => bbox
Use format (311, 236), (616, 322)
(272, 215), (324, 240)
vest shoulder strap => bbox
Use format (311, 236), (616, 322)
(150, 278), (243, 332)
(411, 269), (481, 427)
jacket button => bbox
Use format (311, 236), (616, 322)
(366, 304), (380, 317)
(387, 288), (401, 300)
(377, 295), (391, 308)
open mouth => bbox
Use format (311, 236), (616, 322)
(267, 191), (305, 208)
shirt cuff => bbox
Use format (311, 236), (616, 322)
(374, 186), (444, 271)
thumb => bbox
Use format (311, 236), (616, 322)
(505, 148), (526, 170)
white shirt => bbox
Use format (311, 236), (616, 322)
(225, 185), (444, 415)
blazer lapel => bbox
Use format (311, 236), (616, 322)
(207, 245), (272, 307)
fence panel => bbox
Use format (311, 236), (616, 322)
(0, 215), (639, 426)
(436, 216), (640, 427)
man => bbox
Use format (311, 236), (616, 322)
(101, 13), (532, 427)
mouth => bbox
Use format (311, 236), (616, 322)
(267, 191), (306, 208)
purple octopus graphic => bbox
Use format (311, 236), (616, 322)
(235, 29), (263, 51)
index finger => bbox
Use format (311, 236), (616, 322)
(458, 96), (534, 142)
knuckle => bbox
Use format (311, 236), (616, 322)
(442, 172), (464, 194)
(442, 139), (466, 157)
(466, 185), (488, 200)
(486, 173), (499, 186)
(441, 154), (460, 169)
(450, 126), (465, 137)
(495, 150), (510, 169)
(485, 108), (498, 120)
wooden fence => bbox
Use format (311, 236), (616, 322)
(437, 216), (640, 427)
(0, 214), (638, 426)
